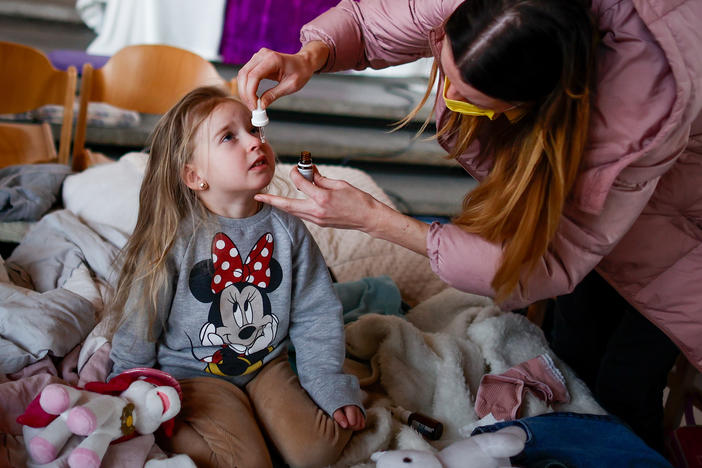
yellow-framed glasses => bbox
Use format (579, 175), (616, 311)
(442, 77), (525, 122)
(443, 77), (497, 119)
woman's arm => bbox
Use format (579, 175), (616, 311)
(300, 0), (459, 72)
(236, 40), (330, 111)
(238, 0), (459, 109)
(254, 167), (429, 256)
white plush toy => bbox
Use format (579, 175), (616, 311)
(19, 368), (182, 468)
(371, 426), (527, 468)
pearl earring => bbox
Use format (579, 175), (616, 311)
(199, 181), (208, 190)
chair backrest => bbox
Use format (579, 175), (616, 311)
(72, 44), (233, 171)
(0, 41), (77, 166)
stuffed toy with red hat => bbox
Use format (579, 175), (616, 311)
(18, 368), (182, 468)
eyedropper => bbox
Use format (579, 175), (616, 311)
(251, 98), (269, 143)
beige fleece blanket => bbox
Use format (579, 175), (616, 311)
(335, 288), (605, 468)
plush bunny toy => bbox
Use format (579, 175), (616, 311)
(371, 425), (526, 468)
(18, 368), (182, 468)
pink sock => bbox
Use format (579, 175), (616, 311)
(474, 354), (570, 420)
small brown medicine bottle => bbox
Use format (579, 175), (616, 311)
(391, 405), (444, 440)
(298, 151), (314, 182)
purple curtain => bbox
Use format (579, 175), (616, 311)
(219, 0), (339, 65)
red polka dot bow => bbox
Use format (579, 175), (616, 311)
(210, 232), (274, 293)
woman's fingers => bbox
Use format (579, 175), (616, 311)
(313, 171), (348, 190)
(260, 74), (300, 107)
(244, 57), (279, 108)
(237, 49), (281, 109)
(289, 166), (319, 190)
(237, 47), (313, 110)
(254, 193), (307, 213)
(236, 53), (264, 109)
(289, 166), (346, 194)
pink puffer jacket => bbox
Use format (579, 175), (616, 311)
(301, 0), (702, 370)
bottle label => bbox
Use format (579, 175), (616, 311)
(410, 420), (436, 437)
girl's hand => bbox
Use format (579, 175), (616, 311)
(254, 166), (384, 233)
(333, 405), (366, 431)
(236, 41), (330, 111)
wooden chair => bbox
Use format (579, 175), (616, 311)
(72, 44), (234, 171)
(0, 41), (77, 167)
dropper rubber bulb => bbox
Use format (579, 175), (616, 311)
(251, 98), (269, 143)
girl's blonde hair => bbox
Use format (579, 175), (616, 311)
(398, 0), (597, 301)
(106, 86), (245, 338)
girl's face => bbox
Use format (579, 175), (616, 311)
(189, 100), (275, 209)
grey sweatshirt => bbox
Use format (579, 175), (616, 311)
(110, 205), (362, 416)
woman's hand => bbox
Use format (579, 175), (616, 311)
(255, 166), (383, 232)
(254, 166), (431, 256)
(236, 41), (330, 111)
(333, 405), (366, 431)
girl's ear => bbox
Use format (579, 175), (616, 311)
(182, 163), (202, 191)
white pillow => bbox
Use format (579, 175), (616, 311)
(62, 152), (146, 246)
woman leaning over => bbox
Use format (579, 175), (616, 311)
(238, 0), (702, 453)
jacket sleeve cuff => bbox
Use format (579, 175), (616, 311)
(304, 373), (364, 418)
(427, 221), (501, 298)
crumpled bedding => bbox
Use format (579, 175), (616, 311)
(334, 288), (605, 467)
(6, 209), (120, 292)
(0, 209), (184, 466)
(0, 209), (112, 375)
(0, 339), (162, 467)
(0, 164), (73, 222)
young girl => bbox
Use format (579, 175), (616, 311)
(106, 85), (365, 468)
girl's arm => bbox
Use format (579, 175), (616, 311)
(285, 216), (364, 418)
(109, 280), (173, 379)
(109, 312), (160, 378)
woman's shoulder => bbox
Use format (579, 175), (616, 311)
(410, 0), (465, 30)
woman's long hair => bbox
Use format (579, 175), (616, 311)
(105, 86), (240, 338)
(399, 0), (597, 301)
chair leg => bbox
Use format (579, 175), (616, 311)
(526, 299), (549, 327)
(664, 355), (699, 433)
(71, 149), (113, 171)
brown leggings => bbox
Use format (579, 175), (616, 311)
(156, 355), (352, 468)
